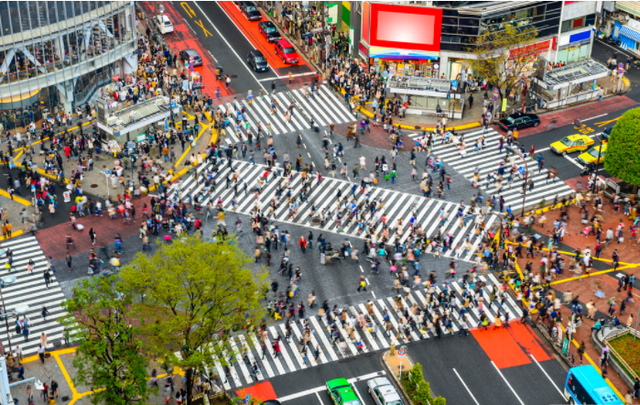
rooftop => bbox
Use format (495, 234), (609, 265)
(386, 74), (452, 93)
(542, 59), (610, 87)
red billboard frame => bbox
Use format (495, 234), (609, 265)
(369, 4), (443, 52)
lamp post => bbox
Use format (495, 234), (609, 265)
(591, 134), (603, 193)
(0, 276), (17, 354)
(513, 149), (529, 217)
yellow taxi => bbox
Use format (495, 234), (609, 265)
(577, 142), (607, 165)
(550, 134), (594, 156)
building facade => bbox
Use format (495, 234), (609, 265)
(0, 0), (137, 132)
(350, 1), (599, 81)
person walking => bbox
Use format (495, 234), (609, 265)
(357, 276), (367, 292)
(37, 344), (45, 364)
(43, 268), (51, 289)
(299, 235), (307, 254)
(89, 228), (97, 245)
(66, 253), (72, 272)
(41, 306), (50, 323)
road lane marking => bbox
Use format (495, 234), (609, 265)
(453, 368), (481, 405)
(207, 49), (218, 63)
(491, 361), (525, 405)
(277, 371), (385, 402)
(315, 391), (325, 404)
(563, 154), (584, 169)
(530, 354), (567, 401)
(193, 2), (266, 92)
(184, 18), (197, 35)
(582, 113), (608, 122)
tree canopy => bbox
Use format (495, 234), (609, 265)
(604, 107), (640, 185)
(118, 236), (267, 404)
(62, 277), (153, 405)
(468, 24), (539, 102)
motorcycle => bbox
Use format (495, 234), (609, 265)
(215, 66), (224, 81)
(605, 35), (621, 47)
(580, 162), (596, 176)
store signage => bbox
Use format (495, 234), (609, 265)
(509, 40), (551, 60)
(369, 4), (443, 53)
(627, 18), (640, 32)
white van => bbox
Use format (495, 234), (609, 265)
(155, 15), (174, 34)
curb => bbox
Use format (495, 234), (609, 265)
(380, 351), (414, 405)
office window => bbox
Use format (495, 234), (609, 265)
(562, 15), (594, 33)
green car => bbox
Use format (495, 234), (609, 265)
(326, 378), (363, 405)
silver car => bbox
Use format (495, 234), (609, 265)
(367, 377), (404, 405)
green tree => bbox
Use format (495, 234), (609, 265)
(118, 237), (267, 405)
(604, 107), (640, 186)
(61, 278), (152, 405)
(468, 24), (538, 111)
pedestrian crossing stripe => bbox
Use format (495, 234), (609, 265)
(202, 275), (522, 390)
(407, 128), (575, 210)
(0, 235), (71, 356)
(215, 85), (354, 145)
(169, 160), (496, 262)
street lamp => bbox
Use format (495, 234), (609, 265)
(0, 276), (17, 354)
(590, 133), (603, 193)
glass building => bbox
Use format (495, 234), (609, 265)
(0, 1), (137, 133)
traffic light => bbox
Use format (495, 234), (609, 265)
(446, 91), (451, 100)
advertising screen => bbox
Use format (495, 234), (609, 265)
(369, 4), (443, 53)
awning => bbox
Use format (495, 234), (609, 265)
(619, 25), (640, 43)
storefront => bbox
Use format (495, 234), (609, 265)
(369, 57), (440, 78)
(555, 28), (593, 64)
(386, 74), (465, 119)
(613, 19), (640, 52)
(532, 59), (609, 109)
(359, 2), (444, 78)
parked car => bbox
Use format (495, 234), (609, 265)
(155, 15), (173, 34)
(179, 49), (203, 67)
(550, 134), (595, 156)
(240, 2), (262, 21)
(326, 378), (362, 405)
(247, 50), (269, 72)
(275, 39), (299, 64)
(367, 377), (404, 405)
(498, 112), (541, 131)
(258, 21), (281, 42)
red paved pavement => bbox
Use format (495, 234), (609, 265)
(139, 2), (232, 99)
(36, 196), (152, 261)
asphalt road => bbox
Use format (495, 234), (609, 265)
(268, 352), (385, 405)
(263, 324), (569, 405)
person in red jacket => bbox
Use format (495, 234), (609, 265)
(299, 235), (307, 254)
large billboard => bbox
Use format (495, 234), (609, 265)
(369, 4), (443, 53)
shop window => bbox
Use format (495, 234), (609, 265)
(586, 14), (595, 26)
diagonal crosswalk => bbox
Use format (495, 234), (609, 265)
(168, 160), (498, 262)
(407, 128), (575, 210)
(205, 274), (521, 390)
(0, 236), (69, 356)
(216, 85), (354, 145)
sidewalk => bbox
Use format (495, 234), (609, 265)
(507, 194), (640, 402)
(9, 347), (185, 405)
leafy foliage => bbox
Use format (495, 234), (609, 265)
(61, 278), (153, 405)
(118, 237), (267, 404)
(468, 24), (538, 103)
(401, 362), (446, 405)
(604, 107), (640, 185)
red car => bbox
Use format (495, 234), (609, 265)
(275, 39), (299, 64)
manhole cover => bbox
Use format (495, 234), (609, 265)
(414, 125), (421, 130)
(230, 75), (238, 79)
(90, 184), (99, 188)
